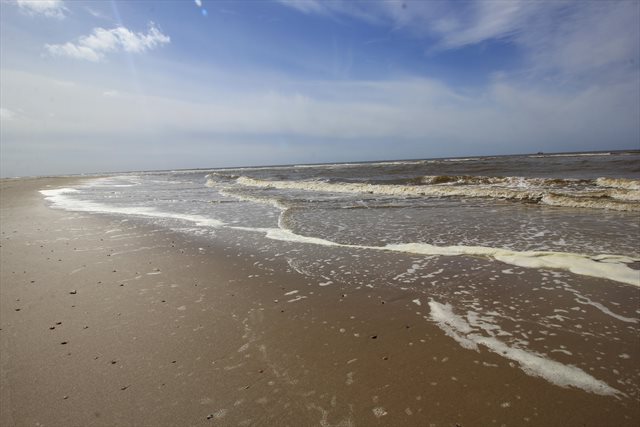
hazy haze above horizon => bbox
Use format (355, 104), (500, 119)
(1, 0), (639, 177)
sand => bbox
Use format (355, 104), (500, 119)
(1, 177), (638, 426)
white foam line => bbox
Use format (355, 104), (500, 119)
(40, 188), (225, 228)
(428, 301), (621, 397)
(384, 243), (640, 287)
(42, 185), (639, 287)
(230, 228), (640, 287)
(595, 177), (640, 191)
(574, 296), (638, 324)
(235, 176), (640, 212)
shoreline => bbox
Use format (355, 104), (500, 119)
(1, 177), (638, 426)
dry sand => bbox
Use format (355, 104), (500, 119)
(1, 177), (638, 426)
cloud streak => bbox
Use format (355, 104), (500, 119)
(0, 107), (16, 121)
(16, 0), (66, 19)
(44, 22), (170, 61)
(278, 0), (640, 82)
(2, 69), (637, 148)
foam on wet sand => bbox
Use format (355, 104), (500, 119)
(428, 301), (621, 397)
(2, 177), (638, 426)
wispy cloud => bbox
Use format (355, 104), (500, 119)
(15, 0), (66, 19)
(277, 0), (329, 15)
(0, 107), (16, 121)
(83, 5), (112, 22)
(3, 69), (637, 149)
(2, 66), (637, 176)
(278, 0), (640, 83)
(44, 22), (170, 61)
(433, 0), (530, 49)
(277, 1), (531, 47)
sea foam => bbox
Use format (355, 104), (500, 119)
(40, 188), (225, 228)
(235, 176), (640, 212)
(42, 182), (640, 287)
(384, 243), (639, 287)
(428, 301), (621, 397)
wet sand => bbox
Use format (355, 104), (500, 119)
(1, 177), (638, 426)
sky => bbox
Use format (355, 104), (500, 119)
(0, 0), (639, 177)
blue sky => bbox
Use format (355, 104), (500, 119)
(1, 0), (638, 177)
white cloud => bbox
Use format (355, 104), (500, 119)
(84, 6), (111, 21)
(194, 0), (202, 7)
(45, 22), (170, 61)
(0, 107), (16, 121)
(16, 0), (66, 19)
(277, 0), (328, 15)
(519, 2), (640, 78)
(2, 69), (637, 147)
(278, 0), (640, 83)
(1, 69), (637, 176)
(434, 0), (531, 49)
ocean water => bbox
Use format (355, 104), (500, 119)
(42, 150), (640, 399)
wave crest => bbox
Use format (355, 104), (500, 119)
(234, 175), (640, 211)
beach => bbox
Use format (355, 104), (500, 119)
(1, 173), (639, 426)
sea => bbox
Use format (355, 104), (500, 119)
(42, 150), (640, 399)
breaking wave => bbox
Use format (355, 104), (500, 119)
(41, 183), (640, 287)
(232, 175), (640, 211)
